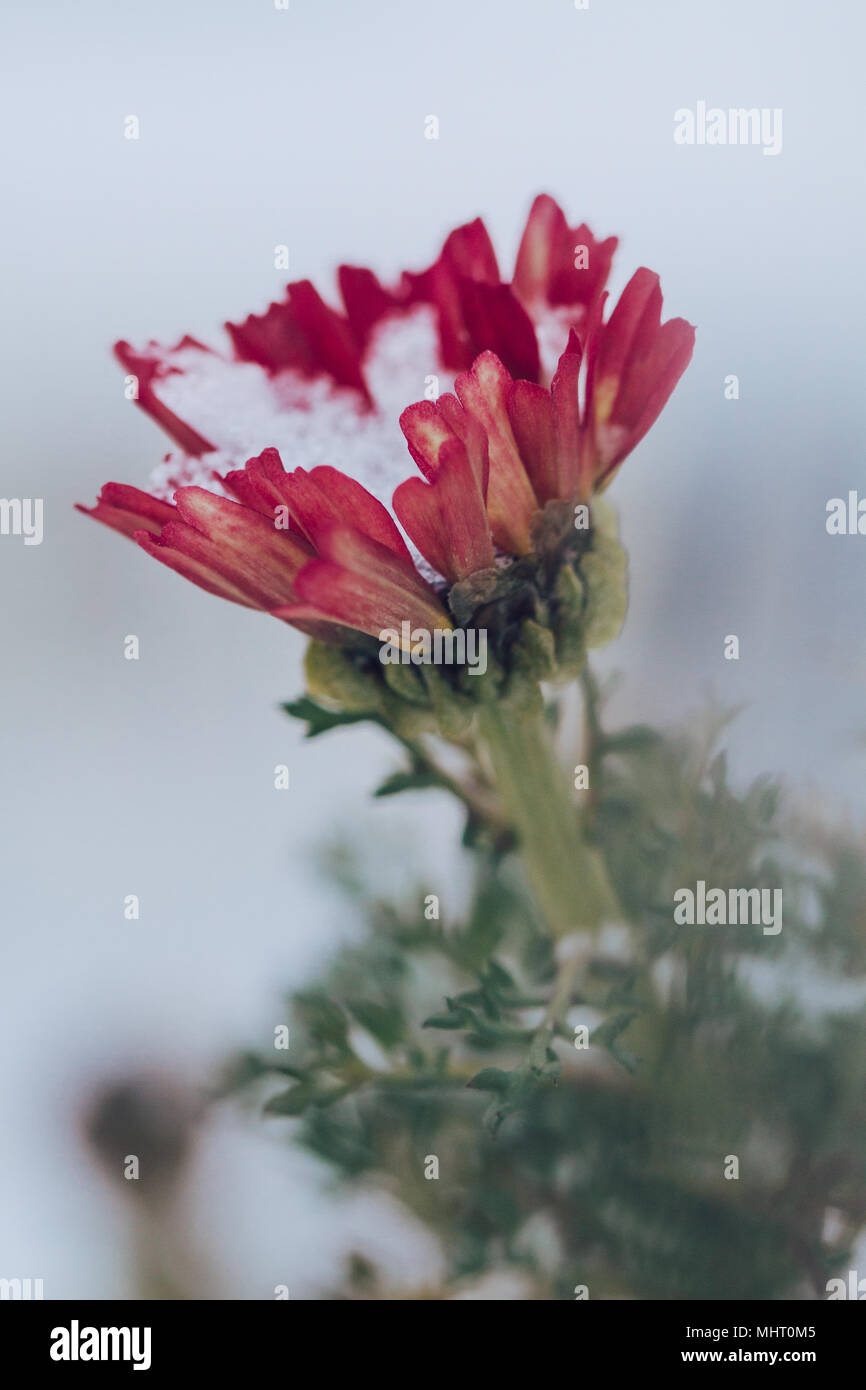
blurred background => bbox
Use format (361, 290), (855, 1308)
(1, 0), (864, 1296)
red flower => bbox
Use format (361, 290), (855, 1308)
(79, 196), (692, 639)
(393, 271), (694, 578)
(106, 193), (616, 485)
(80, 457), (451, 646)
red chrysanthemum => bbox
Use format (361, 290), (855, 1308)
(78, 195), (694, 642)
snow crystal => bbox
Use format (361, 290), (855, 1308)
(150, 306), (453, 520)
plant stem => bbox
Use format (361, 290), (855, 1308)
(476, 697), (616, 938)
(396, 733), (512, 843)
(579, 664), (603, 825)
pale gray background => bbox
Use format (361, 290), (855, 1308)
(1, 0), (864, 1296)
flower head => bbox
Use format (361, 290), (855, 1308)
(79, 196), (693, 681)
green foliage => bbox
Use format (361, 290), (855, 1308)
(373, 769), (444, 799)
(282, 696), (383, 739)
(229, 684), (866, 1299)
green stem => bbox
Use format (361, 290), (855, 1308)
(396, 733), (512, 843)
(476, 698), (616, 938)
(579, 664), (603, 825)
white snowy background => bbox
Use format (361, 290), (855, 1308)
(1, 0), (864, 1296)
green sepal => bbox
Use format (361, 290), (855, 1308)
(304, 642), (383, 712)
(422, 665), (476, 737)
(551, 564), (588, 676)
(379, 691), (438, 739)
(582, 501), (628, 649)
(512, 618), (557, 683)
(501, 662), (545, 717)
(382, 659), (431, 706)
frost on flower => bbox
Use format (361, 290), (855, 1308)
(78, 195), (694, 663)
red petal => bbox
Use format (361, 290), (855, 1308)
(136, 524), (264, 608)
(224, 300), (312, 374)
(393, 438), (494, 583)
(507, 381), (557, 505)
(417, 436), (494, 578)
(314, 523), (436, 602)
(436, 394), (489, 494)
(262, 603), (359, 644)
(550, 330), (584, 499)
(550, 222), (618, 312)
(404, 218), (500, 370)
(338, 265), (404, 346)
(594, 269), (662, 392)
(454, 352), (538, 555)
(400, 399), (457, 481)
(595, 317), (695, 488)
(291, 525), (450, 639)
(391, 476), (452, 580)
(616, 315), (695, 431)
(225, 450), (413, 562)
(400, 395), (491, 503)
(506, 331), (586, 505)
(114, 340), (216, 457)
(513, 194), (567, 303)
(586, 270), (695, 484)
(513, 194), (618, 316)
(286, 281), (371, 399)
(222, 446), (292, 517)
(226, 281), (370, 402)
(437, 218), (500, 283)
(142, 487), (314, 609)
(281, 465), (414, 563)
(460, 280), (540, 382)
(76, 483), (176, 540)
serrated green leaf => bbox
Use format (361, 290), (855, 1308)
(485, 959), (516, 990)
(467, 1067), (511, 1093)
(264, 1083), (313, 1116)
(374, 769), (444, 799)
(600, 725), (661, 755)
(423, 1009), (470, 1030)
(282, 697), (381, 739)
(294, 991), (349, 1048)
(346, 998), (405, 1048)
